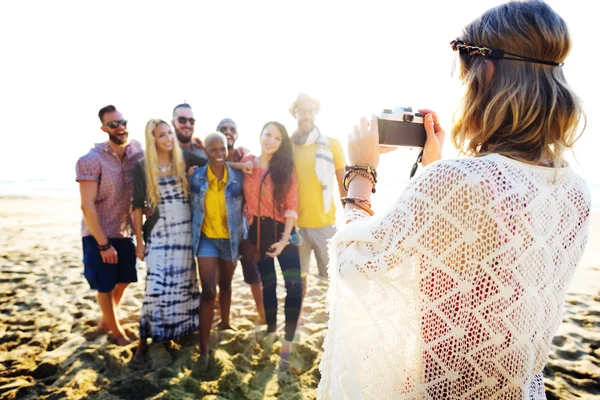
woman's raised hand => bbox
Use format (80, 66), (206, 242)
(418, 109), (445, 166)
(348, 116), (383, 168)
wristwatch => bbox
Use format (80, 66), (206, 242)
(98, 242), (111, 251)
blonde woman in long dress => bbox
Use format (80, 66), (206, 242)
(132, 119), (206, 361)
(318, 1), (590, 399)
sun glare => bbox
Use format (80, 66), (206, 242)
(0, 0), (595, 199)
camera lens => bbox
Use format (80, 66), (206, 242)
(403, 114), (414, 123)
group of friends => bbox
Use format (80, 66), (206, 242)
(76, 1), (593, 398)
(76, 93), (346, 370)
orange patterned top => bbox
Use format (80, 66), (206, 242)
(242, 155), (299, 225)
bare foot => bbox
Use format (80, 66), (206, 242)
(257, 313), (266, 325)
(112, 334), (132, 346)
(98, 317), (128, 332)
(217, 322), (235, 331)
(281, 339), (292, 359)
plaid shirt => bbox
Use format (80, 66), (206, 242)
(76, 140), (143, 238)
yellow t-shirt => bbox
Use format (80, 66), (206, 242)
(202, 166), (229, 239)
(293, 136), (345, 228)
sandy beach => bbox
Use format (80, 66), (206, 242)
(0, 196), (599, 400)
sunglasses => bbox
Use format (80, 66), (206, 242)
(177, 116), (196, 125)
(218, 126), (237, 134)
(105, 120), (128, 129)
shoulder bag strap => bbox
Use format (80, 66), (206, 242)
(256, 160), (270, 257)
(272, 193), (278, 244)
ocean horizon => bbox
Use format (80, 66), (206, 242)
(3, 174), (599, 208)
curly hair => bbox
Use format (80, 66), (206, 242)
(261, 121), (294, 213)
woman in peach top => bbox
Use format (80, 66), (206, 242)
(243, 121), (301, 358)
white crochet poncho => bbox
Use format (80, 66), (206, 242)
(318, 154), (590, 400)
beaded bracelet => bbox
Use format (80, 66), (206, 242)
(344, 164), (378, 193)
(344, 171), (376, 194)
(345, 164), (378, 181)
(349, 163), (378, 178)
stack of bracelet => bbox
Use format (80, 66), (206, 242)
(343, 164), (377, 193)
(341, 197), (374, 216)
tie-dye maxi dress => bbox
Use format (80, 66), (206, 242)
(139, 175), (200, 342)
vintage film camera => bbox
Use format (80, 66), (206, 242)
(378, 107), (426, 147)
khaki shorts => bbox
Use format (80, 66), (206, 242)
(297, 225), (337, 278)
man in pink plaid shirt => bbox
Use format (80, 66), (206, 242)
(76, 105), (143, 346)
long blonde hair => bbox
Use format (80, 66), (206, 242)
(144, 119), (189, 209)
(452, 0), (585, 166)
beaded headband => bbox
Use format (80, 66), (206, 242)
(450, 40), (564, 67)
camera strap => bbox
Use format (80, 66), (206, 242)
(409, 150), (424, 179)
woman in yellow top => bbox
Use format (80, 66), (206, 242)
(189, 132), (246, 371)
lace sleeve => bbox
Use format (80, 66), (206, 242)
(333, 197), (418, 282)
(331, 160), (493, 282)
(343, 206), (370, 223)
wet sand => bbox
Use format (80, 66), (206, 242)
(0, 197), (598, 399)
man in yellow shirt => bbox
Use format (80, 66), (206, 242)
(290, 93), (347, 298)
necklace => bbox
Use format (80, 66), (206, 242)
(158, 163), (172, 172)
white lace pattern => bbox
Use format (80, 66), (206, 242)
(318, 154), (590, 400)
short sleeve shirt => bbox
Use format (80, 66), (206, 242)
(293, 136), (345, 228)
(76, 140), (144, 238)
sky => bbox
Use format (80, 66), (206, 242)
(0, 0), (597, 202)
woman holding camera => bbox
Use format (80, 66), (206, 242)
(318, 1), (590, 398)
(242, 121), (301, 359)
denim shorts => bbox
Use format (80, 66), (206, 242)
(82, 236), (137, 293)
(196, 234), (233, 260)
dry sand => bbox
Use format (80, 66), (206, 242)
(0, 197), (598, 400)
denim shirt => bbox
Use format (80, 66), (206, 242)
(189, 164), (247, 260)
